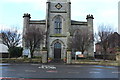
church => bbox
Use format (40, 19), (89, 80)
(23, 0), (94, 61)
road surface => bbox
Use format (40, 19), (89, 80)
(0, 63), (120, 79)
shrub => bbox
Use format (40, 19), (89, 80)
(9, 47), (23, 58)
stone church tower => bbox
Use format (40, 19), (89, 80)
(46, 0), (71, 59)
(23, 0), (94, 61)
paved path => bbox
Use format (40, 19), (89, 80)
(0, 63), (120, 79)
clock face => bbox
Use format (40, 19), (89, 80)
(55, 3), (62, 10)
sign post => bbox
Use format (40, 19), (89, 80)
(23, 48), (31, 58)
(28, 49), (31, 58)
(75, 51), (82, 60)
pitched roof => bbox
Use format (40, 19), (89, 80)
(71, 20), (87, 25)
(29, 20), (46, 24)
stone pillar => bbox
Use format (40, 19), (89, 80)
(116, 52), (120, 66)
(116, 52), (120, 61)
(51, 46), (54, 58)
(64, 47), (66, 58)
(67, 51), (71, 64)
(86, 14), (94, 57)
(22, 13), (31, 50)
(42, 51), (47, 63)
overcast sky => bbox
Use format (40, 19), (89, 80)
(0, 0), (119, 32)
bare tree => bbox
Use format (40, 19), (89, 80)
(1, 30), (21, 58)
(95, 24), (113, 60)
(69, 27), (94, 54)
(23, 27), (44, 58)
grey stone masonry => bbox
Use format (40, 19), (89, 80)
(42, 51), (47, 63)
(86, 14), (94, 57)
(67, 51), (71, 64)
(22, 0), (94, 61)
(22, 13), (31, 48)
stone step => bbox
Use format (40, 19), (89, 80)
(49, 59), (64, 64)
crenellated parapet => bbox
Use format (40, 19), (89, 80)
(86, 14), (94, 19)
(47, 0), (70, 2)
(86, 14), (94, 27)
(23, 13), (31, 18)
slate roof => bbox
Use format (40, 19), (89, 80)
(29, 19), (87, 25)
(71, 20), (87, 25)
(29, 20), (46, 24)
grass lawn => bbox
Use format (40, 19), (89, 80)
(72, 59), (120, 66)
(1, 58), (120, 66)
(2, 58), (42, 63)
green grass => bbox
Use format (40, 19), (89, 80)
(2, 58), (42, 63)
(2, 58), (119, 66)
(72, 60), (119, 66)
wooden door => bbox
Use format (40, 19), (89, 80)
(54, 42), (61, 59)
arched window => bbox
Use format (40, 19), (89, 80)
(54, 16), (62, 34)
(73, 30), (81, 38)
(54, 42), (61, 49)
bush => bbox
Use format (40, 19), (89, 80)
(95, 54), (116, 60)
(9, 47), (23, 58)
(33, 56), (42, 58)
(23, 55), (28, 59)
(86, 56), (95, 60)
(115, 47), (120, 52)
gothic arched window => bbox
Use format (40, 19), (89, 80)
(54, 16), (62, 34)
(54, 42), (61, 49)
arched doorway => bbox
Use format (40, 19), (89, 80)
(54, 42), (61, 59)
